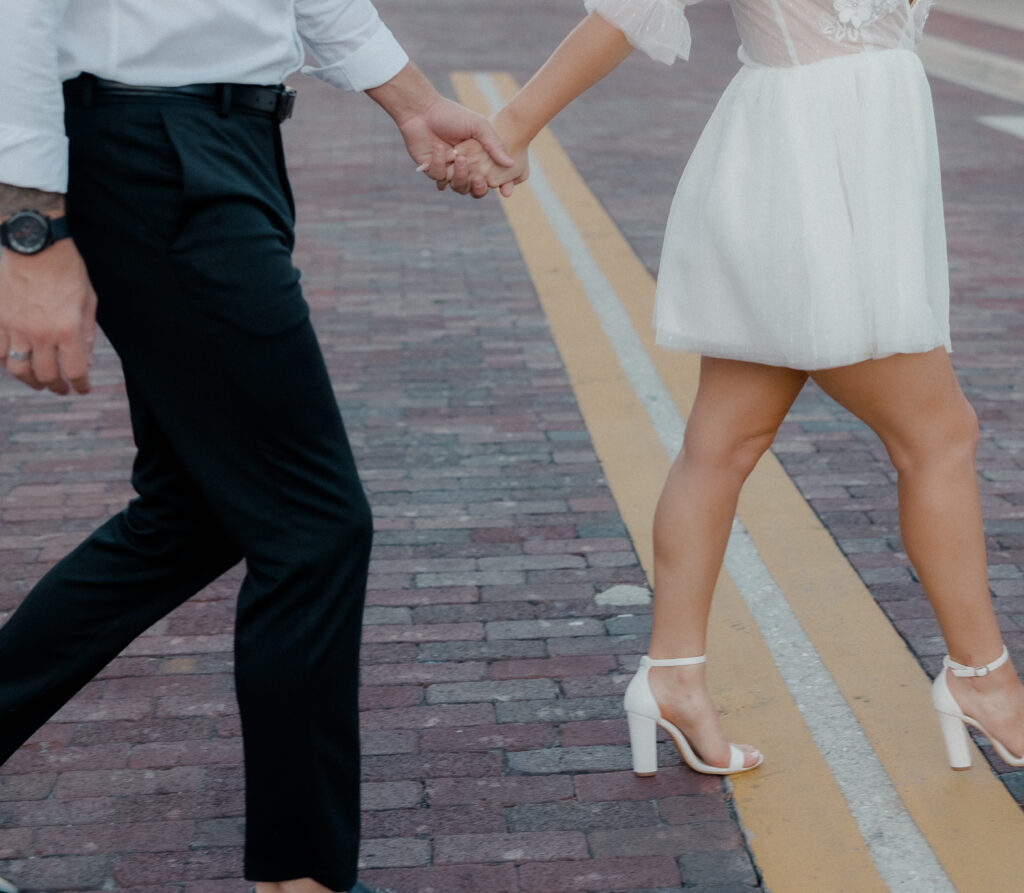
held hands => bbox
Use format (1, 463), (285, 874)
(451, 124), (529, 198)
(397, 94), (516, 196)
(423, 111), (531, 199)
(412, 11), (637, 196)
(399, 95), (517, 199)
(367, 62), (526, 198)
(0, 240), (97, 395)
(367, 63), (517, 199)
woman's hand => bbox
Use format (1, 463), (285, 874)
(448, 112), (530, 198)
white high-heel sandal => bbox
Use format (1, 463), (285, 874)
(624, 655), (763, 776)
(931, 645), (1024, 770)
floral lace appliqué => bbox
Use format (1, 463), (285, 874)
(823, 0), (901, 41)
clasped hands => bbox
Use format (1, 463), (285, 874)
(408, 102), (528, 200)
(435, 113), (528, 199)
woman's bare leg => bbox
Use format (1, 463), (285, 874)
(647, 357), (807, 767)
(811, 348), (1024, 757)
(254, 881), (335, 893)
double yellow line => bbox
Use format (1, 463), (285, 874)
(452, 71), (1024, 892)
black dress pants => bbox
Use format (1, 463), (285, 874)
(0, 89), (371, 891)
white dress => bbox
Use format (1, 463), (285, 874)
(585, 0), (950, 370)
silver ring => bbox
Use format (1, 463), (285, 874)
(6, 350), (30, 363)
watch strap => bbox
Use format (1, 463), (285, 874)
(49, 215), (70, 243)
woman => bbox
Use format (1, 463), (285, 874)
(456, 0), (1024, 775)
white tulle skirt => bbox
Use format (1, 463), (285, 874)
(654, 48), (951, 370)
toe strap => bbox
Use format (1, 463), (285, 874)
(728, 744), (747, 772)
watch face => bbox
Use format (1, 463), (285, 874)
(4, 211), (50, 253)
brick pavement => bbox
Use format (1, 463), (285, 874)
(1, 1), (1022, 891)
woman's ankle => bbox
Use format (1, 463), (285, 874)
(647, 664), (715, 714)
(252, 880), (337, 893)
(958, 660), (1021, 693)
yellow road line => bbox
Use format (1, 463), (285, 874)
(452, 70), (885, 893)
(451, 69), (1024, 893)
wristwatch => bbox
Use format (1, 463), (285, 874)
(0, 209), (71, 255)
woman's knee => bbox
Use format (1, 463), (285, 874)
(886, 397), (979, 474)
(682, 423), (778, 480)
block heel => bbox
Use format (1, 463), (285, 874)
(627, 710), (659, 776)
(936, 709), (973, 770)
(931, 646), (1024, 770)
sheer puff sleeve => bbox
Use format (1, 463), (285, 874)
(584, 0), (700, 64)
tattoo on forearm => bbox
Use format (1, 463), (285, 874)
(0, 185), (65, 218)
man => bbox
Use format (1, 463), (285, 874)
(0, 1), (511, 891)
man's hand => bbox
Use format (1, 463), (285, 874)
(366, 63), (514, 198)
(0, 240), (97, 395)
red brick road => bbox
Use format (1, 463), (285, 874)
(1, 2), (1022, 891)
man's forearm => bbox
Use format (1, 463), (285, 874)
(364, 62), (439, 126)
(0, 185), (64, 218)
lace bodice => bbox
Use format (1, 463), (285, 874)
(584, 0), (935, 67)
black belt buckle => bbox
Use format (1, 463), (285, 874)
(276, 87), (297, 123)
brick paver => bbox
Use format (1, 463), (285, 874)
(1, 1), (1022, 891)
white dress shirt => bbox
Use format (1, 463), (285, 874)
(0, 0), (410, 194)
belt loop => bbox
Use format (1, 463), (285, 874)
(218, 84), (232, 118)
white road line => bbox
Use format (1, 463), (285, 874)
(979, 114), (1024, 140)
(472, 71), (957, 893)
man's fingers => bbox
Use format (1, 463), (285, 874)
(472, 119), (514, 168)
(58, 326), (95, 394)
(4, 344), (32, 370)
(68, 374), (92, 395)
(449, 155), (474, 195)
(426, 144), (448, 182)
(0, 336), (39, 388)
(470, 174), (489, 199)
(59, 351), (93, 394)
(0, 240), (98, 396)
(0, 325), (95, 396)
(29, 344), (67, 394)
(5, 352), (45, 391)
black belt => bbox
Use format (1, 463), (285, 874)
(63, 74), (297, 123)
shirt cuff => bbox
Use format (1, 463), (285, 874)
(302, 24), (410, 92)
(0, 125), (68, 194)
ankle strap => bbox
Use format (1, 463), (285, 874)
(641, 655), (706, 667)
(944, 646), (1009, 677)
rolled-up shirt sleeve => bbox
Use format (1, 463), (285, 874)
(296, 0), (410, 92)
(0, 0), (69, 193)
